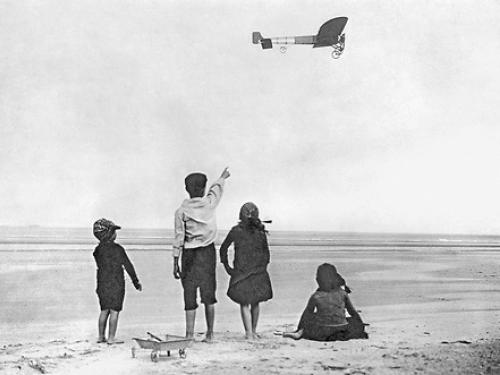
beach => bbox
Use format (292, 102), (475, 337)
(3, 0), (500, 373)
(1, 228), (500, 374)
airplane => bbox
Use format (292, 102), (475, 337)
(252, 17), (348, 59)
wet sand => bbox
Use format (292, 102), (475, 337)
(1, 246), (499, 374)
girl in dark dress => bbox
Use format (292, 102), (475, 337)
(93, 218), (142, 344)
(283, 263), (367, 342)
(220, 202), (273, 340)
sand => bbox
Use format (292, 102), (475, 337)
(1, 246), (499, 374)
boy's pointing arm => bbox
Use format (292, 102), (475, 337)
(206, 167), (230, 207)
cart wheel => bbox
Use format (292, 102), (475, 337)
(179, 349), (187, 359)
(131, 347), (136, 358)
(151, 351), (159, 362)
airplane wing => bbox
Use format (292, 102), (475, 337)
(313, 17), (348, 48)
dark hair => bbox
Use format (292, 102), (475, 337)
(316, 263), (342, 292)
(185, 173), (207, 198)
(239, 202), (267, 233)
(240, 217), (267, 233)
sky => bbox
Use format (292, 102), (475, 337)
(1, 0), (500, 233)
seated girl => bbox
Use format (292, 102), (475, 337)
(283, 263), (367, 341)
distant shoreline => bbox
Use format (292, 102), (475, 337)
(1, 225), (500, 238)
(1, 241), (500, 251)
(1, 227), (500, 251)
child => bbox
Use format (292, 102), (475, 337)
(219, 202), (273, 340)
(93, 218), (142, 344)
(283, 263), (367, 341)
(172, 167), (230, 342)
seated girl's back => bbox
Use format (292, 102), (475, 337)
(283, 263), (367, 342)
(309, 288), (348, 326)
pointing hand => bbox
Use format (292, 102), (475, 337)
(220, 167), (230, 179)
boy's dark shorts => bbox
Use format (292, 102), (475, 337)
(181, 243), (217, 310)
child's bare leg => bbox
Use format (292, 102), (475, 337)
(98, 310), (110, 342)
(240, 304), (252, 339)
(251, 303), (260, 339)
(202, 304), (214, 342)
(185, 309), (196, 339)
(107, 310), (120, 343)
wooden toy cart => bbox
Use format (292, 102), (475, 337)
(132, 333), (193, 362)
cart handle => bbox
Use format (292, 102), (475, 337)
(147, 332), (163, 342)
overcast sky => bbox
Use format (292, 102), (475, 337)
(1, 0), (500, 233)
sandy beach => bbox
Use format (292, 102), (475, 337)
(1, 231), (500, 374)
(3, 0), (500, 373)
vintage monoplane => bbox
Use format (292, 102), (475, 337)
(252, 17), (348, 59)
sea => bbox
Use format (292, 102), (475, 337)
(2, 226), (500, 250)
(1, 226), (499, 343)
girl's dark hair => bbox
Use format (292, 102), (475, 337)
(242, 217), (267, 233)
(316, 263), (342, 291)
(239, 202), (267, 233)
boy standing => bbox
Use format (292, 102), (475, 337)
(173, 167), (230, 342)
(93, 218), (142, 344)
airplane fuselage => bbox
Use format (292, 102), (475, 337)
(269, 35), (316, 45)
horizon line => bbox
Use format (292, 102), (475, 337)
(0, 225), (499, 238)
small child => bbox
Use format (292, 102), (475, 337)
(219, 202), (273, 340)
(283, 263), (367, 341)
(173, 167), (230, 342)
(93, 219), (142, 344)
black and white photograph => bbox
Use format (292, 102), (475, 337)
(1, 0), (499, 374)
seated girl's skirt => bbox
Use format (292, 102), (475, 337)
(227, 271), (273, 305)
(299, 313), (368, 341)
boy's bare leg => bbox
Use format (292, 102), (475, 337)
(202, 304), (214, 342)
(98, 310), (110, 342)
(251, 303), (260, 339)
(107, 310), (123, 344)
(240, 304), (252, 339)
(185, 309), (196, 339)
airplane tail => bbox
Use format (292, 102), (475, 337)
(252, 32), (273, 49)
(252, 32), (263, 44)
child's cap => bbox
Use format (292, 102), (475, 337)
(93, 218), (121, 241)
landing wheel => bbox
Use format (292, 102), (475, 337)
(331, 49), (342, 59)
(280, 46), (287, 53)
(331, 42), (345, 59)
(179, 349), (187, 359)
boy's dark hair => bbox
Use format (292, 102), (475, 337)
(185, 173), (207, 198)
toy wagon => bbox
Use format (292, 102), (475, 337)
(132, 332), (193, 362)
